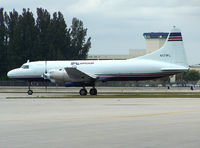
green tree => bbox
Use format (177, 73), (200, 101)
(184, 70), (200, 83)
(0, 8), (8, 79)
(18, 8), (37, 62)
(47, 11), (69, 60)
(70, 18), (91, 60)
(7, 9), (20, 69)
(1, 8), (91, 80)
(7, 9), (37, 68)
(35, 8), (51, 60)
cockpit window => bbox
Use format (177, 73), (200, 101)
(21, 65), (29, 69)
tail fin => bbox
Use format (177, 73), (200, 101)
(136, 27), (188, 67)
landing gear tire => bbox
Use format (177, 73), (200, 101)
(27, 81), (33, 95)
(79, 88), (87, 96)
(90, 88), (97, 95)
(27, 90), (33, 95)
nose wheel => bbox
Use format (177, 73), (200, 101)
(27, 89), (33, 95)
(27, 81), (33, 95)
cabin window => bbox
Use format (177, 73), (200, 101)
(21, 65), (29, 69)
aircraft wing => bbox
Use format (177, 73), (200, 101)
(64, 67), (96, 82)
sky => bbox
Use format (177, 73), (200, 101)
(1, 0), (200, 65)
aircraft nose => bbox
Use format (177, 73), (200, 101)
(7, 70), (15, 78)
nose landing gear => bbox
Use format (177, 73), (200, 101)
(27, 81), (33, 95)
(27, 89), (33, 95)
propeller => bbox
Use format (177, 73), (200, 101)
(45, 61), (47, 75)
(44, 61), (48, 92)
(42, 61), (49, 79)
(40, 61), (49, 92)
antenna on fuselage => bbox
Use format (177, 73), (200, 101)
(27, 60), (30, 63)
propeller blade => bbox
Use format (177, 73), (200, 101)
(44, 61), (48, 92)
(45, 61), (47, 74)
(41, 61), (49, 79)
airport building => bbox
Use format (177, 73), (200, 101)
(143, 32), (168, 54)
(87, 49), (146, 60)
(87, 32), (169, 60)
(190, 64), (200, 72)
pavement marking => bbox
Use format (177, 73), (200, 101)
(1, 109), (200, 123)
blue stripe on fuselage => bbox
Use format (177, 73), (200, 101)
(98, 76), (165, 81)
(169, 32), (182, 36)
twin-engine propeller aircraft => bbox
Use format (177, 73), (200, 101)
(7, 27), (189, 95)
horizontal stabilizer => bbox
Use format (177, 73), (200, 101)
(161, 67), (189, 72)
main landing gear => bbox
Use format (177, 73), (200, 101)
(89, 88), (97, 95)
(27, 81), (33, 95)
(79, 87), (97, 96)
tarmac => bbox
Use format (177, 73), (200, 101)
(0, 87), (200, 148)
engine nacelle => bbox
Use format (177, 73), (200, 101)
(48, 69), (70, 84)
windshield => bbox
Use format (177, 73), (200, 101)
(21, 65), (29, 69)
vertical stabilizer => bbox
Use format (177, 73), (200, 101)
(136, 27), (188, 67)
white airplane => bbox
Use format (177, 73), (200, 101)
(7, 27), (189, 95)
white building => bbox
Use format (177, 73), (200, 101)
(129, 49), (146, 58)
(143, 32), (168, 54)
(87, 54), (129, 60)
